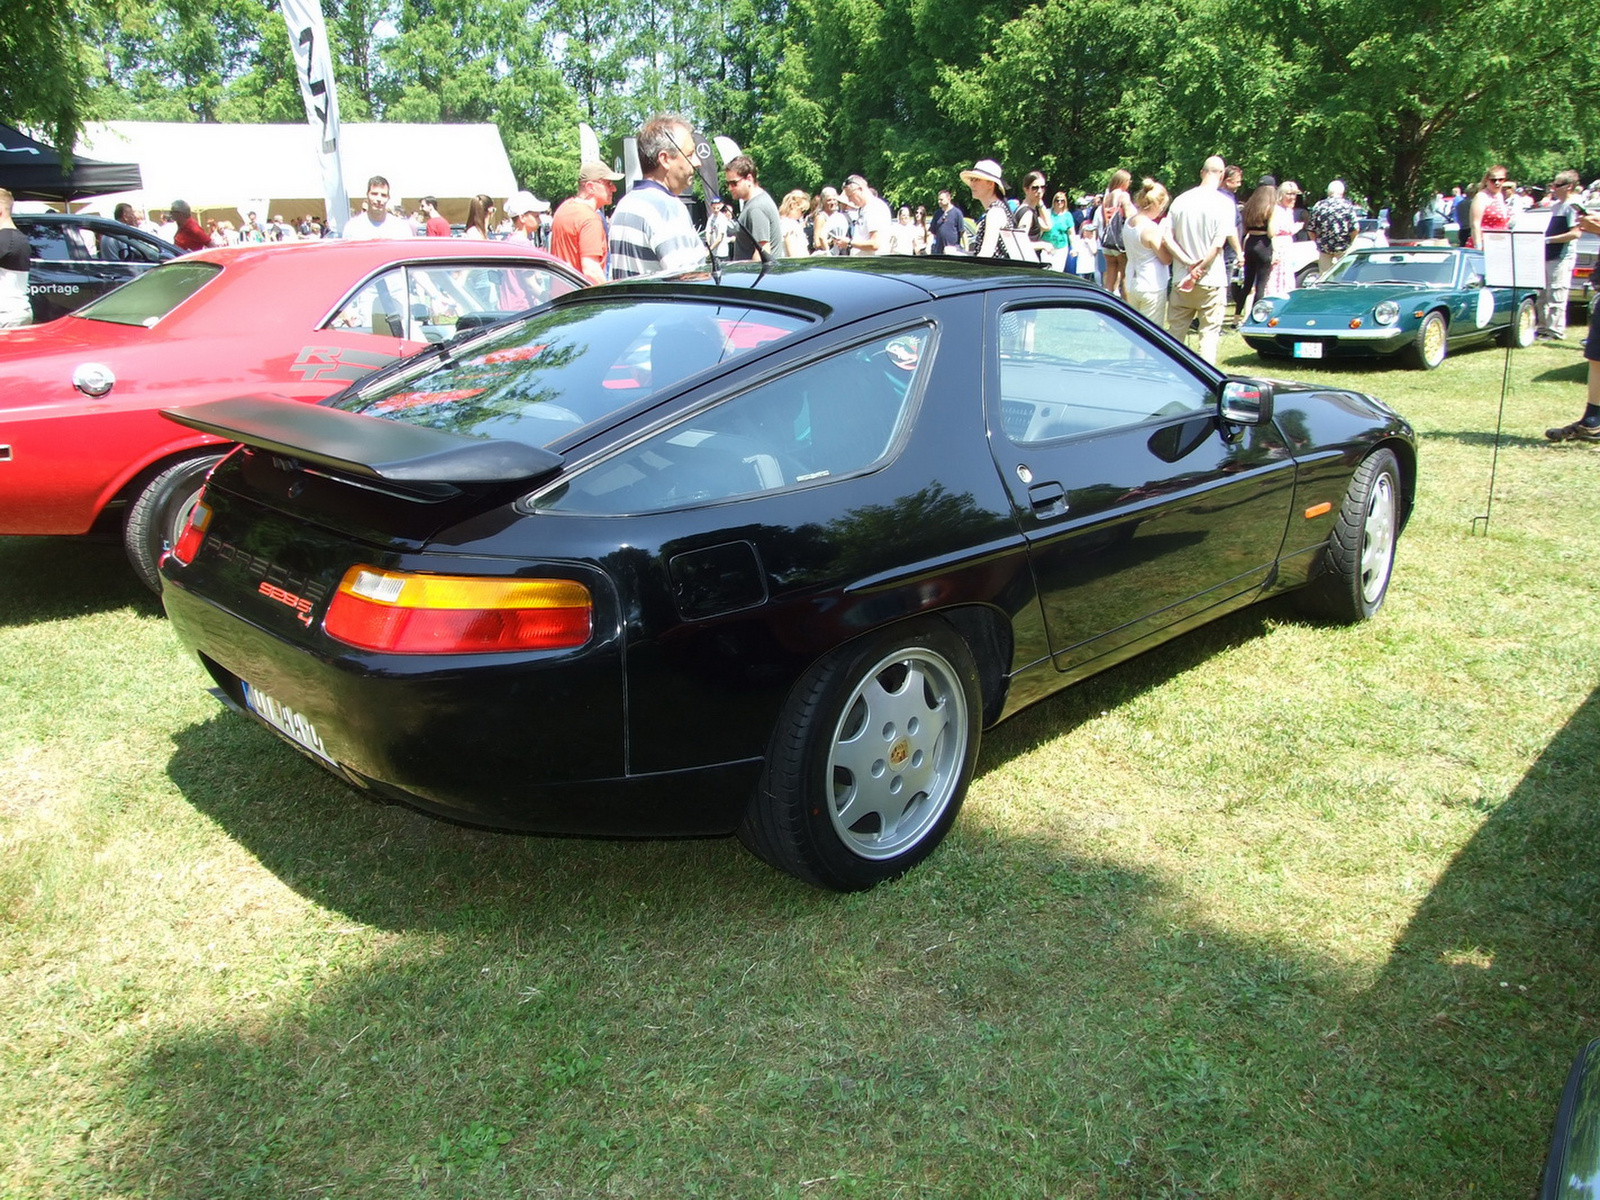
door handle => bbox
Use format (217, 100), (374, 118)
(1027, 481), (1068, 517)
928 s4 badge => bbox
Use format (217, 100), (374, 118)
(258, 580), (317, 625)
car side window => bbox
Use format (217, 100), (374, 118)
(540, 328), (931, 514)
(328, 264), (580, 341)
(21, 222), (73, 262)
(404, 263), (578, 342)
(998, 304), (1210, 444)
(329, 270), (408, 336)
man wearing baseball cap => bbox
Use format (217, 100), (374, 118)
(551, 161), (623, 283)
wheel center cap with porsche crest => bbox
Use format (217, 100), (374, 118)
(889, 739), (910, 768)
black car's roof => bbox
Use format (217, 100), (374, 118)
(596, 256), (1100, 324)
(17, 211), (179, 245)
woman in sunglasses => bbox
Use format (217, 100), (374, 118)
(1468, 165), (1513, 249)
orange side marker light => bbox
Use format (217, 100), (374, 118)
(1304, 501), (1333, 519)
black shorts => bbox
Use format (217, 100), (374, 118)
(1586, 299), (1600, 362)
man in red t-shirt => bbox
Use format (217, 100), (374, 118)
(550, 161), (623, 284)
(420, 196), (452, 237)
(169, 199), (208, 254)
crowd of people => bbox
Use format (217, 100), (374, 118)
(41, 110), (1600, 384)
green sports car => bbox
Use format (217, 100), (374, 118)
(1240, 246), (1538, 369)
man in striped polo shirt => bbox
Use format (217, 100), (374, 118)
(608, 113), (708, 280)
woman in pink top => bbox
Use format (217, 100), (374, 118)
(1469, 165), (1513, 248)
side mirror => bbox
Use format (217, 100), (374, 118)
(1218, 378), (1274, 426)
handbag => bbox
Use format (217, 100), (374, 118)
(1101, 207), (1127, 253)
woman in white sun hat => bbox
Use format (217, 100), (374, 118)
(960, 159), (1031, 262)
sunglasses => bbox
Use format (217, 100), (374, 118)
(1490, 176), (1507, 183)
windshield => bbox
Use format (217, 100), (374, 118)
(74, 260), (221, 327)
(1327, 251), (1457, 287)
(330, 297), (811, 446)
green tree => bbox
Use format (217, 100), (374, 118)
(377, 0), (582, 197)
(2, 0), (112, 154)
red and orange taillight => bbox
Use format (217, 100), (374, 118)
(323, 566), (592, 654)
(167, 498), (212, 567)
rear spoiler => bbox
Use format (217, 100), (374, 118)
(161, 397), (564, 486)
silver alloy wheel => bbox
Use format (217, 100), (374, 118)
(1360, 469), (1397, 605)
(825, 646), (970, 861)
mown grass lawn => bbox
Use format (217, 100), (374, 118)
(2, 329), (1597, 1198)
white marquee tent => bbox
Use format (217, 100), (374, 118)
(70, 121), (520, 225)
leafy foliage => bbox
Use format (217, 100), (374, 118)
(9, 0), (1600, 220)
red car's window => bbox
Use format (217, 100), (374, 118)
(324, 263), (580, 343)
(75, 260), (221, 327)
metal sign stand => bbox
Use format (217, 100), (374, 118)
(1472, 222), (1548, 535)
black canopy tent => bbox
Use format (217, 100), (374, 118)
(0, 123), (142, 202)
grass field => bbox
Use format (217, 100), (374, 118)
(3, 328), (1598, 1198)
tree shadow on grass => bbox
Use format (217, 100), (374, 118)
(0, 535), (156, 626)
(84, 688), (1599, 1197)
(74, 610), (1597, 1196)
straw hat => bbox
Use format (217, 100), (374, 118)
(959, 159), (1007, 194)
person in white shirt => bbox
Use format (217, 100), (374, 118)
(342, 176), (414, 241)
(841, 174), (892, 255)
(1163, 155), (1241, 365)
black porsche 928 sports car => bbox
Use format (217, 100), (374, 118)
(160, 257), (1416, 891)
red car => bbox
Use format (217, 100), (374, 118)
(0, 238), (585, 589)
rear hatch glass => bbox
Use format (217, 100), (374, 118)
(329, 297), (810, 447)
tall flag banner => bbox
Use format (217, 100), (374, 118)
(281, 0), (350, 229)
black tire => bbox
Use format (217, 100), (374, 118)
(1294, 448), (1402, 623)
(122, 452), (225, 593)
(1503, 295), (1537, 348)
(1408, 311), (1447, 369)
(737, 621), (982, 891)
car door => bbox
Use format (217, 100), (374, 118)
(985, 291), (1298, 674)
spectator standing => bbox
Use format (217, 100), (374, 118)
(1540, 170), (1584, 340)
(503, 191), (548, 246)
(1469, 166), (1513, 248)
(911, 206), (931, 255)
(929, 188), (966, 255)
(1545, 214), (1600, 441)
(888, 206), (918, 255)
(420, 197), (451, 237)
(463, 194), (494, 240)
(779, 190), (810, 257)
(1264, 182), (1304, 298)
(841, 175), (892, 255)
(1094, 169), (1137, 296)
(960, 159), (1027, 261)
(343, 177), (413, 241)
(0, 188), (32, 328)
(1123, 178), (1172, 326)
(1307, 179), (1358, 275)
(608, 113), (708, 280)
(814, 187), (849, 255)
(104, 203), (147, 261)
(1016, 171), (1051, 253)
(1042, 192), (1073, 270)
(551, 161), (622, 283)
(1237, 184), (1276, 322)
(723, 155), (781, 260)
(1164, 155), (1239, 365)
(168, 200), (209, 253)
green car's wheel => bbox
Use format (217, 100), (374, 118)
(1408, 311), (1448, 370)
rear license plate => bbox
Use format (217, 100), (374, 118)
(242, 682), (336, 765)
(1292, 341), (1324, 359)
